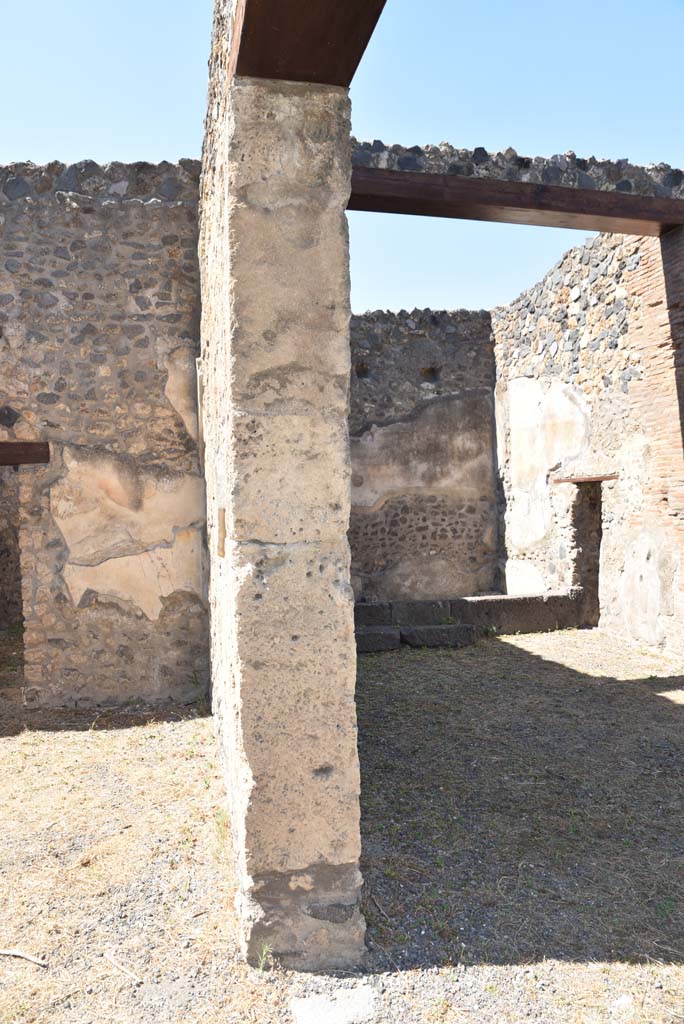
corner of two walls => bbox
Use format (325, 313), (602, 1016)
(492, 229), (684, 657)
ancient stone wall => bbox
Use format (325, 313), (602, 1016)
(352, 139), (684, 197)
(0, 161), (209, 704)
(0, 467), (22, 628)
(349, 309), (499, 601)
(492, 230), (684, 655)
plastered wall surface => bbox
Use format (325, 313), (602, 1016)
(0, 161), (209, 704)
(349, 310), (499, 601)
(493, 230), (684, 655)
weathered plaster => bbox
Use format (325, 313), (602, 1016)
(199, 64), (364, 969)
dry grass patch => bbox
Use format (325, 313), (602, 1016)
(2, 628), (684, 1023)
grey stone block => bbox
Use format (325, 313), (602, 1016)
(400, 624), (476, 649)
(354, 603), (392, 627)
(450, 591), (585, 635)
(392, 600), (452, 626)
(356, 626), (401, 653)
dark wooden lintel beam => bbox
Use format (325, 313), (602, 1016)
(349, 168), (684, 236)
(0, 442), (50, 466)
(231, 0), (388, 87)
(552, 473), (620, 484)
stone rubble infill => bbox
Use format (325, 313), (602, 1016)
(352, 138), (684, 200)
(0, 159), (201, 204)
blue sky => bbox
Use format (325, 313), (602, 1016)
(3, 0), (683, 312)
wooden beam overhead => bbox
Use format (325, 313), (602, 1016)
(349, 168), (684, 236)
(230, 0), (388, 87)
(0, 442), (50, 467)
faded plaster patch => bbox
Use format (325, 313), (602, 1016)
(63, 528), (205, 619)
(507, 378), (590, 551)
(52, 447), (205, 566)
(621, 530), (675, 647)
(505, 559), (547, 596)
(165, 347), (199, 441)
(351, 392), (495, 510)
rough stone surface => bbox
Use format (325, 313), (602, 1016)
(0, 159), (208, 704)
(349, 310), (499, 601)
(450, 590), (587, 634)
(400, 624), (476, 648)
(352, 138), (684, 199)
(355, 625), (401, 653)
(493, 228), (684, 656)
(199, 59), (364, 968)
(0, 467), (22, 627)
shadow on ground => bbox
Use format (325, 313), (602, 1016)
(357, 633), (684, 970)
(0, 624), (210, 736)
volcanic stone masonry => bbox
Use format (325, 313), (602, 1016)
(0, 160), (209, 705)
(492, 228), (684, 655)
(0, 466), (21, 628)
(351, 139), (684, 197)
(3, 148), (684, 681)
(349, 309), (499, 602)
(4, 70), (684, 970)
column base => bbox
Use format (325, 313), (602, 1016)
(238, 862), (366, 971)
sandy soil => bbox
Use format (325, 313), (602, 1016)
(2, 628), (684, 1023)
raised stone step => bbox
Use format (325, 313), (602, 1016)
(400, 624), (476, 649)
(354, 603), (392, 628)
(391, 600), (452, 626)
(356, 626), (401, 653)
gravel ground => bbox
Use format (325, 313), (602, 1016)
(2, 628), (684, 1023)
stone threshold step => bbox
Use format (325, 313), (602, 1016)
(355, 623), (476, 653)
(355, 626), (401, 653)
(400, 624), (476, 649)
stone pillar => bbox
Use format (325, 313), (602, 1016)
(199, 75), (364, 969)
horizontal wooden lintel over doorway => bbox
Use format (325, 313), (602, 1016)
(349, 168), (684, 236)
(551, 473), (620, 485)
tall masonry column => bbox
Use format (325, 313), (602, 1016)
(199, 70), (365, 970)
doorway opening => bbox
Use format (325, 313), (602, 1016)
(571, 479), (604, 628)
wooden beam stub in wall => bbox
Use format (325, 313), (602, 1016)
(349, 168), (684, 236)
(0, 442), (50, 466)
(551, 473), (620, 485)
(229, 0), (388, 87)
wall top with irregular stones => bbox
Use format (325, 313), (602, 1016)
(491, 232), (644, 397)
(350, 308), (493, 436)
(0, 160), (201, 205)
(352, 139), (684, 200)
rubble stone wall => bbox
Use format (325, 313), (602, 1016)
(349, 309), (500, 601)
(492, 229), (684, 655)
(0, 161), (209, 704)
(0, 467), (22, 628)
(352, 139), (684, 198)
